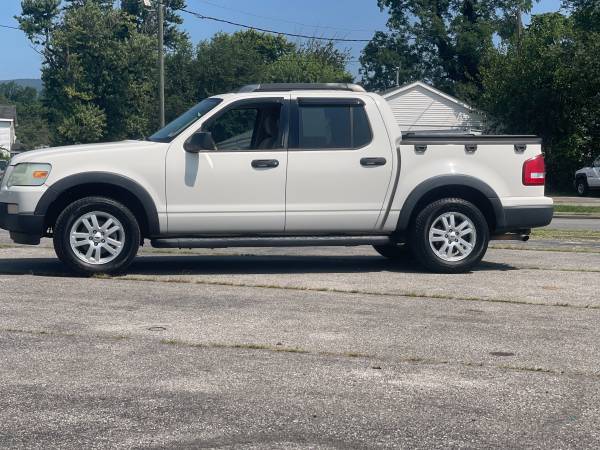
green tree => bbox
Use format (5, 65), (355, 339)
(163, 31), (353, 121)
(18, 0), (61, 47)
(18, 2), (354, 142)
(360, 0), (539, 99)
(18, 0), (157, 144)
(478, 12), (600, 189)
(120, 0), (188, 50)
(264, 41), (352, 84)
(0, 82), (50, 150)
(563, 0), (600, 31)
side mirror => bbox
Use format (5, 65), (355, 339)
(184, 131), (217, 153)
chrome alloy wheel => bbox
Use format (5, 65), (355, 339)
(69, 211), (125, 265)
(428, 212), (477, 262)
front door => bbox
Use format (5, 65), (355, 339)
(165, 98), (288, 234)
(285, 96), (394, 232)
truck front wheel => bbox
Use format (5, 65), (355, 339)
(53, 196), (140, 275)
(410, 198), (489, 273)
(373, 243), (412, 260)
(576, 178), (589, 196)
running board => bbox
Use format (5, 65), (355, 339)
(151, 235), (392, 249)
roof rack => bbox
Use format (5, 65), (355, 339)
(237, 83), (366, 93)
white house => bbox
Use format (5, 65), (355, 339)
(0, 105), (17, 157)
(381, 81), (483, 133)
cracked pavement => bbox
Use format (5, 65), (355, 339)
(0, 230), (599, 448)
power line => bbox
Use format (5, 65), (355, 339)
(180, 7), (371, 43)
(0, 23), (44, 56)
(193, 0), (376, 34)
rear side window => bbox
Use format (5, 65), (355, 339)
(298, 103), (372, 149)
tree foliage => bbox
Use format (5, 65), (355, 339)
(163, 31), (352, 122)
(18, 0), (157, 144)
(0, 82), (50, 150)
(479, 10), (600, 189)
(17, 1), (353, 145)
(120, 0), (187, 50)
(360, 0), (539, 99)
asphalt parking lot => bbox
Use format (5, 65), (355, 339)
(1, 223), (599, 449)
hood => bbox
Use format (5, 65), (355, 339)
(10, 140), (167, 165)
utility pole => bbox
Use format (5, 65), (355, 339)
(396, 66), (401, 87)
(158, 1), (165, 128)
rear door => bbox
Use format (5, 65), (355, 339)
(285, 96), (394, 232)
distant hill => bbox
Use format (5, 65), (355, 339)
(0, 79), (43, 91)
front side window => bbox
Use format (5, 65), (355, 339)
(298, 103), (372, 149)
(203, 102), (283, 151)
(148, 98), (222, 143)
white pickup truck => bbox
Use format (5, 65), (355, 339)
(0, 83), (553, 275)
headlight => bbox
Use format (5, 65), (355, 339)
(7, 163), (51, 187)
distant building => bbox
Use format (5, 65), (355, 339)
(0, 105), (17, 156)
(381, 81), (483, 133)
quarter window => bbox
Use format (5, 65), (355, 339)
(298, 104), (372, 149)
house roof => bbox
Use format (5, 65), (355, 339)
(380, 81), (474, 111)
(0, 105), (17, 121)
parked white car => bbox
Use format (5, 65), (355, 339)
(0, 83), (553, 274)
(575, 155), (600, 196)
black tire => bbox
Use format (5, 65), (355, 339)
(409, 198), (489, 273)
(373, 242), (413, 260)
(53, 196), (140, 275)
(576, 178), (589, 197)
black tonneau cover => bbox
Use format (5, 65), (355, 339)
(401, 134), (542, 145)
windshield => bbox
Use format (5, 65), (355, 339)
(148, 98), (223, 143)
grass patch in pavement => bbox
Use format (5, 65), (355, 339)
(112, 274), (600, 311)
(554, 204), (600, 214)
(531, 228), (600, 241)
(490, 244), (600, 254)
(161, 339), (310, 354)
(3, 327), (599, 379)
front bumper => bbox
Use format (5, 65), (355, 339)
(496, 204), (554, 232)
(0, 202), (45, 244)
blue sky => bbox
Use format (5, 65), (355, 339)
(0, 0), (562, 81)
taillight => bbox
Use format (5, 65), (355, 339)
(523, 154), (545, 186)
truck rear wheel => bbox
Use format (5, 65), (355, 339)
(410, 198), (489, 273)
(53, 196), (140, 275)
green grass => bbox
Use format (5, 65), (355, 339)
(531, 228), (600, 240)
(554, 204), (600, 214)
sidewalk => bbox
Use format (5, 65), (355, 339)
(552, 196), (600, 219)
(552, 195), (600, 206)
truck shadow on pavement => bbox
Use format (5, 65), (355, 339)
(0, 254), (517, 277)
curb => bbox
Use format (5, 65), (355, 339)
(553, 213), (600, 220)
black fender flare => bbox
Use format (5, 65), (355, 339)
(35, 172), (161, 236)
(395, 175), (504, 231)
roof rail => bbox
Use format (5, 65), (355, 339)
(237, 83), (366, 93)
